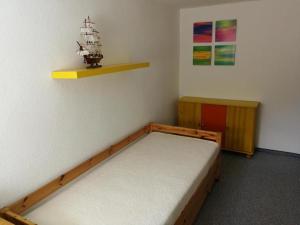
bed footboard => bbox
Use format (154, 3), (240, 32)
(174, 154), (221, 225)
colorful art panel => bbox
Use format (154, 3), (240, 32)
(193, 46), (212, 65)
(215, 45), (236, 66)
(193, 22), (213, 43)
(216, 19), (237, 42)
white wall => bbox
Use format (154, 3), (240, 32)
(0, 0), (179, 207)
(180, 0), (300, 154)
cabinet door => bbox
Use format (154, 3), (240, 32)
(178, 101), (201, 129)
(201, 104), (227, 145)
(225, 106), (256, 154)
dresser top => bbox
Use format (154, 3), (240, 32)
(179, 96), (260, 108)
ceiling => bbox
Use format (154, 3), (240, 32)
(156, 0), (257, 8)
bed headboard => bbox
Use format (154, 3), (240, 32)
(150, 123), (222, 145)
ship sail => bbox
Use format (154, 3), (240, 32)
(79, 17), (102, 54)
(77, 49), (89, 56)
(77, 16), (103, 68)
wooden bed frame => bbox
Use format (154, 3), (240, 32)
(0, 123), (221, 225)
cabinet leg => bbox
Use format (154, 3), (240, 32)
(215, 171), (220, 182)
(246, 154), (252, 159)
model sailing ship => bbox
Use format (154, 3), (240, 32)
(77, 16), (103, 68)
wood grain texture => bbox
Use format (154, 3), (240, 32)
(0, 218), (14, 225)
(180, 96), (259, 108)
(1, 123), (221, 225)
(174, 154), (221, 225)
(178, 97), (259, 157)
(178, 101), (201, 129)
(4, 125), (151, 215)
(150, 123), (222, 145)
(225, 106), (257, 155)
(0, 209), (35, 225)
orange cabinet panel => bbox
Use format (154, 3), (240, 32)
(178, 97), (259, 158)
(201, 104), (227, 146)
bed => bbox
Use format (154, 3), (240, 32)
(0, 123), (221, 225)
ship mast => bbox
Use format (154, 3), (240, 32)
(77, 16), (102, 57)
(77, 16), (103, 68)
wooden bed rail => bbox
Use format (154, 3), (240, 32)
(150, 123), (222, 145)
(2, 125), (151, 216)
(0, 208), (36, 225)
(1, 123), (221, 223)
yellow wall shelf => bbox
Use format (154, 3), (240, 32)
(52, 62), (150, 79)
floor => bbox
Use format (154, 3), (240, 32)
(194, 150), (300, 225)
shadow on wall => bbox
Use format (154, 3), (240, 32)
(255, 103), (263, 148)
(176, 0), (261, 8)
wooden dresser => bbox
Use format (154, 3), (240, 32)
(178, 96), (260, 158)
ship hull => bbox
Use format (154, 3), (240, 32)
(84, 55), (103, 68)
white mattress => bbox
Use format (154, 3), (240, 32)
(26, 132), (219, 225)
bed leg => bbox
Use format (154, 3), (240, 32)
(215, 154), (221, 182)
(214, 169), (220, 183)
(215, 164), (221, 181)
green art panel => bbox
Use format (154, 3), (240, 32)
(215, 45), (236, 66)
(193, 46), (212, 65)
(215, 19), (237, 42)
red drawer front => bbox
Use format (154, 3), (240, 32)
(201, 104), (227, 146)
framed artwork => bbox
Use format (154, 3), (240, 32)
(193, 46), (212, 65)
(215, 19), (237, 42)
(193, 22), (213, 43)
(215, 45), (236, 65)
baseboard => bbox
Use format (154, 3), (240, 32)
(256, 148), (300, 159)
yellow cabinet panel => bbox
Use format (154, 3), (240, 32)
(225, 107), (256, 154)
(178, 96), (259, 158)
(178, 102), (201, 129)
